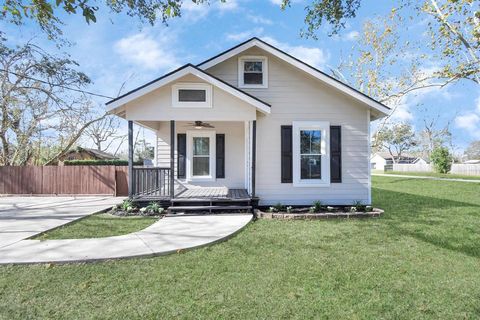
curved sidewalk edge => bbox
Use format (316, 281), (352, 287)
(0, 214), (253, 265)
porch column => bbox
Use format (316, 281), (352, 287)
(128, 120), (134, 198)
(170, 120), (175, 199)
(251, 120), (256, 198)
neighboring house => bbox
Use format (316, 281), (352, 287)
(59, 147), (117, 164)
(107, 37), (390, 206)
(463, 159), (480, 164)
(370, 152), (428, 170)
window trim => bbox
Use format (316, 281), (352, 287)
(186, 130), (216, 181)
(238, 56), (268, 88)
(172, 83), (212, 108)
(292, 121), (330, 187)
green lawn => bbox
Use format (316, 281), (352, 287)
(33, 213), (158, 240)
(1, 176), (480, 319)
(378, 170), (480, 180)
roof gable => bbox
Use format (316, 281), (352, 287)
(106, 64), (271, 114)
(197, 37), (390, 120)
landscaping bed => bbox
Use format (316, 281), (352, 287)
(257, 201), (383, 219)
(108, 199), (166, 217)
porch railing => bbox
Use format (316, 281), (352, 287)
(132, 167), (171, 198)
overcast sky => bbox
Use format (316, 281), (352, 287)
(2, 0), (479, 154)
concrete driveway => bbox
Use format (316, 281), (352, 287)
(0, 197), (123, 248)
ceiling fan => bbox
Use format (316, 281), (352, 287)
(184, 121), (215, 129)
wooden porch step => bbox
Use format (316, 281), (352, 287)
(170, 198), (251, 203)
(168, 205), (252, 212)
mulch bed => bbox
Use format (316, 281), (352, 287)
(256, 208), (384, 220)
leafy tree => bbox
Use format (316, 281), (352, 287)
(1, 0), (226, 39)
(419, 0), (480, 85)
(280, 0), (361, 37)
(465, 141), (480, 160)
(431, 146), (452, 173)
(373, 123), (417, 163)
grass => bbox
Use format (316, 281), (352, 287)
(378, 170), (480, 180)
(33, 213), (158, 240)
(1, 176), (480, 319)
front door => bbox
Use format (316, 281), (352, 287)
(186, 130), (216, 181)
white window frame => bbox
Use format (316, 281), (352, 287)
(238, 56), (268, 88)
(172, 83), (212, 108)
(292, 121), (330, 187)
(186, 130), (216, 182)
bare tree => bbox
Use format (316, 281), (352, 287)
(84, 114), (126, 152)
(0, 35), (105, 165)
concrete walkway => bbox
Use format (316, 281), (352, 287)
(0, 214), (252, 264)
(0, 197), (123, 248)
(373, 173), (480, 183)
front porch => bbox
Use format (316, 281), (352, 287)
(125, 120), (257, 211)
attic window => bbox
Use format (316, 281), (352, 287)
(172, 83), (212, 108)
(238, 56), (268, 88)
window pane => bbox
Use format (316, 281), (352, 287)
(300, 130), (321, 154)
(178, 89), (206, 102)
(244, 61), (262, 72)
(193, 137), (209, 156)
(244, 72), (263, 84)
(193, 157), (209, 176)
(301, 155), (321, 179)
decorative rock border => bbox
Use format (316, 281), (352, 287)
(256, 208), (384, 220)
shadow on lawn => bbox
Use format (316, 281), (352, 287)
(373, 188), (480, 259)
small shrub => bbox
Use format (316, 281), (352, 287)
(268, 207), (278, 213)
(311, 200), (325, 213)
(431, 146), (452, 173)
(273, 202), (286, 212)
(350, 206), (357, 213)
(121, 199), (136, 211)
(352, 200), (366, 212)
(365, 206), (373, 212)
(286, 206), (293, 213)
(145, 201), (162, 214)
(326, 206), (335, 212)
(308, 206), (316, 213)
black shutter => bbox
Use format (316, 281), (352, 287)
(177, 134), (186, 179)
(216, 134), (225, 178)
(281, 125), (293, 183)
(330, 126), (342, 183)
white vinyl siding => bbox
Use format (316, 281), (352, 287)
(206, 47), (371, 205)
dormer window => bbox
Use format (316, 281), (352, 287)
(238, 56), (268, 88)
(172, 83), (212, 108)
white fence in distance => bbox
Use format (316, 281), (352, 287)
(390, 163), (480, 176)
(392, 164), (433, 172)
(451, 164), (480, 176)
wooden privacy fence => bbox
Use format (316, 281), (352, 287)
(0, 166), (129, 196)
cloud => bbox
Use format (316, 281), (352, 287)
(217, 0), (239, 12)
(181, 0), (238, 21)
(114, 32), (180, 71)
(344, 30), (359, 41)
(455, 96), (480, 139)
(226, 28), (264, 41)
(261, 36), (330, 68)
(247, 14), (273, 25)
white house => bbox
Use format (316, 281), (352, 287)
(371, 152), (428, 171)
(107, 38), (390, 209)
